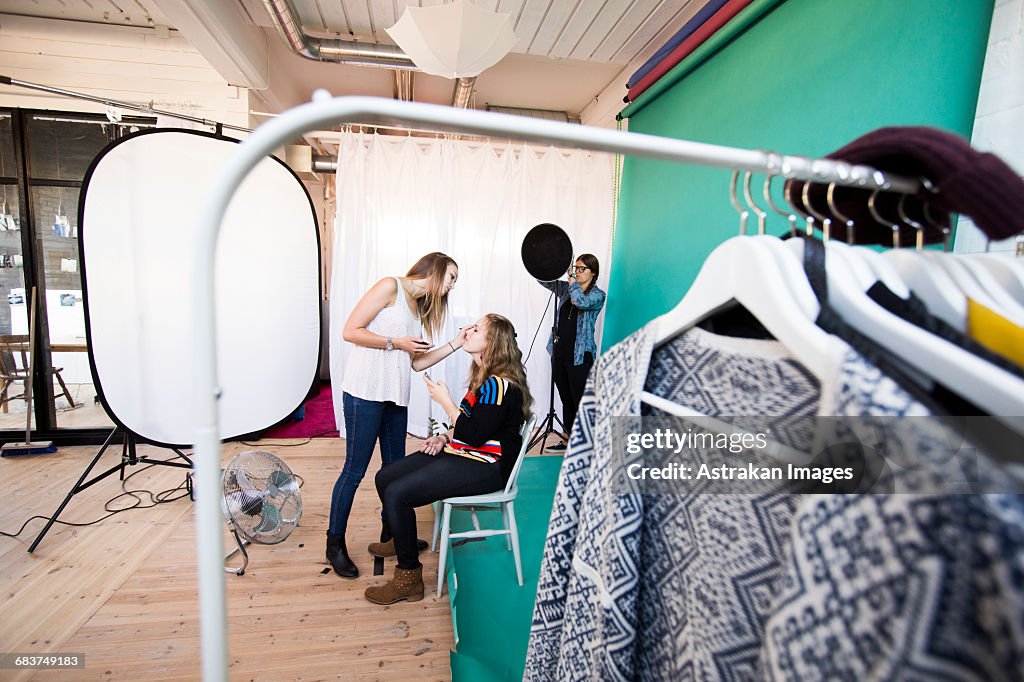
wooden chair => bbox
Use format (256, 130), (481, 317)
(0, 334), (76, 413)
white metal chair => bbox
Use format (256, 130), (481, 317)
(432, 414), (537, 598)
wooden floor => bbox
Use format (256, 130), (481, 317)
(0, 435), (474, 681)
(0, 383), (115, 431)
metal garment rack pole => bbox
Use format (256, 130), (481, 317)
(0, 74), (253, 133)
(193, 93), (923, 681)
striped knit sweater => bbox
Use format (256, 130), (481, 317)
(444, 375), (525, 482)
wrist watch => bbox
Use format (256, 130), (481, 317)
(384, 336), (394, 351)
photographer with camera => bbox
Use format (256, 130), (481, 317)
(537, 253), (605, 451)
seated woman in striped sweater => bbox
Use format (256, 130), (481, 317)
(364, 313), (533, 605)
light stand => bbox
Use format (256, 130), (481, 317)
(28, 426), (193, 553)
(41, 129), (320, 559)
(520, 222), (574, 453)
(528, 289), (565, 452)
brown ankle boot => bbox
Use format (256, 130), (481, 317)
(364, 565), (424, 605)
(367, 538), (396, 558)
(368, 538), (428, 557)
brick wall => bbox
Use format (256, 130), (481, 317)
(33, 185), (82, 292)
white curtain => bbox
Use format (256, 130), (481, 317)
(329, 131), (615, 438)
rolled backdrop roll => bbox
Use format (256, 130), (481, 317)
(521, 222), (573, 282)
(79, 130), (321, 446)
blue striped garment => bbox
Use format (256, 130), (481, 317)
(539, 280), (606, 366)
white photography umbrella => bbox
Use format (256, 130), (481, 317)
(386, 0), (517, 79)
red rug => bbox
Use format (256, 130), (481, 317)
(262, 384), (340, 439)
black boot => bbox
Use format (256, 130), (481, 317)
(382, 519), (428, 552)
(326, 533), (358, 579)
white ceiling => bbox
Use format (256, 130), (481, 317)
(0, 0), (173, 28)
(239, 0), (697, 65)
(2, 0), (713, 118)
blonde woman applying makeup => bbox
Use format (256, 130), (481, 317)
(327, 252), (467, 579)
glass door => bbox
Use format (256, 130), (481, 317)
(26, 115), (112, 430)
(0, 109), (154, 441)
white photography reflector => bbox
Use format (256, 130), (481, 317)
(80, 130), (321, 446)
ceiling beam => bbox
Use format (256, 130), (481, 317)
(152, 0), (271, 90)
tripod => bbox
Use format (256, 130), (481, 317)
(29, 426), (193, 553)
(528, 290), (566, 452)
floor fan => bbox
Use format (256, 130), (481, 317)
(221, 450), (302, 575)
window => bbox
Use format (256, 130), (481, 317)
(0, 109), (154, 440)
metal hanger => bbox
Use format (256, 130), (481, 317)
(763, 159), (799, 237)
(827, 183), (911, 298)
(745, 168), (823, 321)
(922, 201), (951, 252)
(801, 178), (832, 243)
(782, 158), (819, 237)
(743, 171), (767, 235)
(826, 181), (855, 245)
(897, 194), (926, 252)
(799, 181), (876, 290)
(868, 188), (901, 249)
(879, 191), (965, 327)
(729, 170), (749, 235)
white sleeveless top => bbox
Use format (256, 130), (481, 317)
(341, 277), (423, 406)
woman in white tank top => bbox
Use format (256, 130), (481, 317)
(327, 252), (467, 579)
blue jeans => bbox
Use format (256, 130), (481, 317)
(327, 392), (408, 537)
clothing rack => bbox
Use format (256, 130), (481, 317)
(192, 93), (923, 682)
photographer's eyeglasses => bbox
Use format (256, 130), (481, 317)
(572, 266), (590, 273)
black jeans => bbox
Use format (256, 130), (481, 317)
(552, 351), (593, 437)
(374, 451), (503, 569)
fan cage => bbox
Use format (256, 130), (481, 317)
(221, 450), (302, 544)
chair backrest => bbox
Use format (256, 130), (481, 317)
(504, 413), (537, 495)
(0, 334), (30, 379)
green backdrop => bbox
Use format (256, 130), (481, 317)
(604, 0), (994, 347)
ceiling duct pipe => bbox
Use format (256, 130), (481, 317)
(261, 0), (476, 108)
(313, 156), (338, 173)
(261, 0), (414, 69)
(394, 71), (415, 102)
(452, 78), (475, 110)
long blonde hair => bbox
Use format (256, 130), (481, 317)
(468, 314), (533, 421)
(405, 252), (457, 340)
